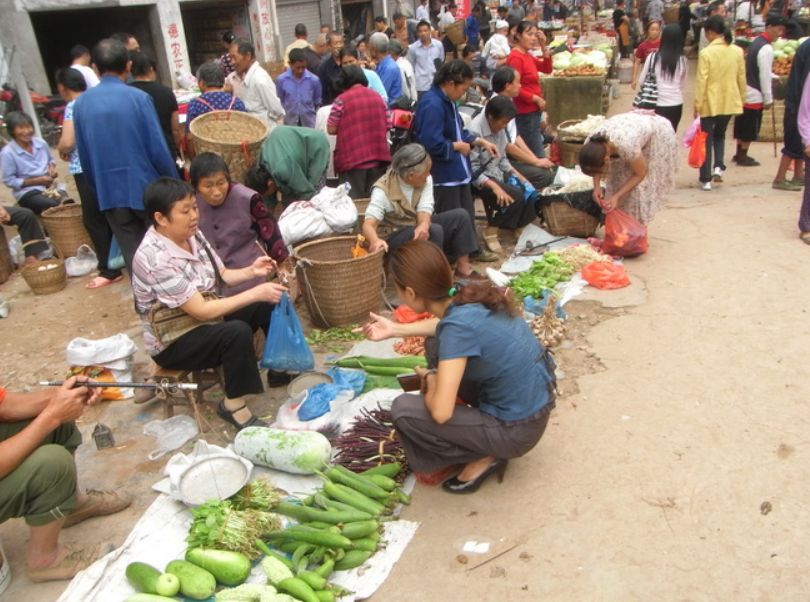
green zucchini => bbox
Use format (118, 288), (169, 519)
(123, 595), (180, 602)
(322, 481), (386, 516)
(324, 466), (392, 499)
(277, 577), (321, 602)
(363, 474), (397, 491)
(340, 520), (380, 539)
(350, 536), (380, 552)
(125, 562), (162, 594)
(334, 550), (373, 571)
(313, 590), (337, 602)
(275, 500), (373, 524)
(265, 529), (354, 549)
(297, 569), (328, 590)
(313, 558), (335, 579)
(333, 355), (427, 369)
(185, 548), (251, 585)
(360, 462), (403, 478)
(165, 559), (217, 600)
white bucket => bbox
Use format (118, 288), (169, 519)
(0, 537), (11, 597)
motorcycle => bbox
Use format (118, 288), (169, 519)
(0, 82), (66, 147)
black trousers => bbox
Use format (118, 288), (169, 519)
(5, 206), (47, 257)
(104, 207), (148, 276)
(433, 184), (476, 233)
(475, 178), (538, 230)
(385, 208), (479, 260)
(655, 104), (683, 133)
(152, 301), (273, 399)
(338, 164), (388, 200)
(511, 161), (555, 192)
(74, 173), (121, 280)
(699, 114), (732, 183)
(18, 190), (59, 215)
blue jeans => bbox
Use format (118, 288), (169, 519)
(515, 111), (545, 159)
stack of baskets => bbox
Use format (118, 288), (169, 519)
(293, 236), (385, 328)
(18, 239), (66, 294)
(189, 111), (269, 183)
(556, 119), (588, 168)
(40, 201), (93, 258)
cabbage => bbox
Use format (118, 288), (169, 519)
(588, 50), (607, 61)
(553, 59), (571, 70)
(773, 39), (787, 51)
(774, 50), (786, 59)
(570, 53), (590, 67)
(785, 45), (796, 55)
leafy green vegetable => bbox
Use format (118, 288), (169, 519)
(186, 500), (281, 559)
(230, 478), (281, 511)
(508, 252), (576, 299)
(306, 326), (365, 345)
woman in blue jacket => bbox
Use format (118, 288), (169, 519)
(414, 60), (499, 233)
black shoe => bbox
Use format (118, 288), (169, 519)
(267, 370), (295, 388)
(736, 156), (760, 167)
(441, 459), (508, 494)
(216, 401), (267, 430)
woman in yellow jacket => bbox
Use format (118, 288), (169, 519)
(694, 15), (746, 191)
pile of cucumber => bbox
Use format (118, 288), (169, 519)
(124, 462), (408, 602)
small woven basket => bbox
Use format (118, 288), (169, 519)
(40, 201), (93, 258)
(557, 119), (589, 142)
(0, 227), (13, 284)
(189, 111), (269, 183)
(293, 236), (385, 328)
(18, 239), (66, 295)
(539, 189), (602, 238)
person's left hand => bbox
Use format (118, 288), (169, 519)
(600, 194), (620, 213)
(0, 207), (10, 224)
(413, 223), (430, 241)
(251, 256), (277, 279)
(47, 164), (58, 179)
(478, 139), (500, 157)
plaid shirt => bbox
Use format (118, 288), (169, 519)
(132, 227), (225, 356)
(328, 85), (392, 172)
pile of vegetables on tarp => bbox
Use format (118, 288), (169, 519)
(124, 461), (410, 602)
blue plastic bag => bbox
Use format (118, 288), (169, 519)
(523, 292), (567, 319)
(327, 367), (366, 395)
(108, 236), (125, 271)
(299, 383), (354, 421)
(260, 292), (315, 371)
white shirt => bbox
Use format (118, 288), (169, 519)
(366, 175), (435, 221)
(416, 3), (430, 21)
(745, 40), (775, 105)
(637, 53), (688, 107)
(483, 33), (511, 59)
(407, 38), (446, 91)
(439, 11), (456, 33)
(72, 64), (99, 88)
(397, 56), (417, 102)
(227, 61), (285, 128)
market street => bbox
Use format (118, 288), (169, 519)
(1, 63), (810, 600)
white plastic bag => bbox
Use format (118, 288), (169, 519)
(143, 415), (199, 460)
(278, 200), (333, 247)
(312, 183), (358, 232)
(65, 244), (98, 277)
(66, 334), (137, 399)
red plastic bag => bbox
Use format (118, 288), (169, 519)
(688, 124), (707, 168)
(581, 261), (631, 290)
(601, 209), (648, 257)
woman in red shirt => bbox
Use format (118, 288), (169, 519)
(505, 21), (553, 159)
(632, 20), (662, 89)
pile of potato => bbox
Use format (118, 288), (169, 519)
(551, 65), (606, 77)
(774, 56), (792, 76)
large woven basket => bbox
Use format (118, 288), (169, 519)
(446, 20), (466, 46)
(18, 239), (66, 294)
(757, 101), (784, 143)
(539, 189), (602, 238)
(0, 227), (13, 284)
(40, 201), (93, 258)
(293, 236), (385, 328)
(189, 111), (269, 183)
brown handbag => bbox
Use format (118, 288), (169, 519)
(147, 235), (225, 347)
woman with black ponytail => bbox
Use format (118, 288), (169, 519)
(694, 14), (746, 191)
(359, 240), (556, 494)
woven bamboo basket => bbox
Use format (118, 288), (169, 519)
(663, 6), (679, 24)
(293, 236), (385, 328)
(40, 201), (93, 258)
(539, 190), (602, 238)
(18, 240), (66, 294)
(0, 227), (13, 284)
(189, 111), (269, 184)
(757, 100), (784, 143)
(446, 20), (466, 46)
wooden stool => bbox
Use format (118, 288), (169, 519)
(150, 365), (224, 419)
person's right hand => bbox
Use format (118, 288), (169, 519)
(42, 376), (94, 425)
(535, 158), (555, 169)
(592, 187), (604, 204)
(255, 281), (288, 304)
(355, 312), (396, 341)
(453, 141), (472, 156)
(0, 207), (10, 224)
(534, 96), (546, 111)
(37, 175), (55, 186)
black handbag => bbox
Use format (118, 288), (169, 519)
(632, 53), (659, 110)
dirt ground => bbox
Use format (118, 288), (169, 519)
(2, 60), (810, 600)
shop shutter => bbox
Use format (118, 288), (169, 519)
(276, 0), (322, 50)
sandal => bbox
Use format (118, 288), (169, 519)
(482, 225), (503, 255)
(800, 232), (810, 245)
(216, 401), (267, 430)
(773, 180), (803, 191)
(86, 275), (123, 289)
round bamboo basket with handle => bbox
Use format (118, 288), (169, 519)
(18, 240), (66, 295)
(189, 111), (269, 184)
(40, 200), (93, 258)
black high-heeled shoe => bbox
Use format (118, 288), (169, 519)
(441, 459), (508, 494)
(216, 401), (267, 430)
